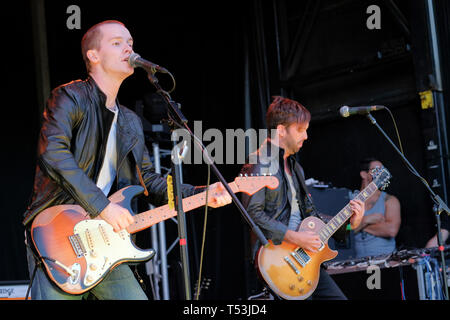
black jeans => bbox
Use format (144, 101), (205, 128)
(308, 267), (347, 300)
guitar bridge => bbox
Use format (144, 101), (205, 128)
(284, 257), (300, 274)
(69, 234), (87, 258)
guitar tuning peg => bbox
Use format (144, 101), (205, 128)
(239, 173), (243, 177)
(250, 173), (254, 176)
(245, 173), (248, 177)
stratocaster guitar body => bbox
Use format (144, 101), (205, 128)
(31, 186), (153, 294)
(256, 216), (337, 300)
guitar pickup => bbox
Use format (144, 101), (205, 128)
(291, 251), (306, 267)
(318, 242), (325, 251)
(295, 248), (311, 264)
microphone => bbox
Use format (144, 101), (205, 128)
(339, 105), (385, 117)
(128, 52), (169, 74)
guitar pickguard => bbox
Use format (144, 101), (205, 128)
(72, 219), (154, 287)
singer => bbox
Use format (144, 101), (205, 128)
(22, 20), (232, 300)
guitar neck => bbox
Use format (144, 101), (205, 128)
(318, 182), (378, 242)
(127, 182), (239, 234)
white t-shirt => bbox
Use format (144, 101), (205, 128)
(96, 105), (118, 196)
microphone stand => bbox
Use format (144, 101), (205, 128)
(144, 70), (269, 300)
(366, 113), (449, 300)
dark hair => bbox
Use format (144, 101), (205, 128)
(266, 96), (311, 130)
(360, 157), (380, 171)
(81, 20), (126, 72)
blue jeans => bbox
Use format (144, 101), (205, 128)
(354, 231), (396, 258)
(26, 246), (148, 300)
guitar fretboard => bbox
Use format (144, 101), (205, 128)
(126, 182), (239, 234)
(318, 182), (378, 242)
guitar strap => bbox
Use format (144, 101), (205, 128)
(136, 164), (149, 197)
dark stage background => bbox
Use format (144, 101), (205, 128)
(1, 0), (449, 300)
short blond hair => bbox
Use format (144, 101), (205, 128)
(81, 20), (125, 72)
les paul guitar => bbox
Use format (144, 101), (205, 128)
(256, 167), (391, 300)
(31, 175), (279, 294)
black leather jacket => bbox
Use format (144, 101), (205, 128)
(240, 139), (347, 257)
(23, 77), (197, 226)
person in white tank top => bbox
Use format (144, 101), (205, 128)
(352, 158), (401, 257)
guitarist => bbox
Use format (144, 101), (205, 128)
(23, 20), (231, 300)
(241, 96), (364, 300)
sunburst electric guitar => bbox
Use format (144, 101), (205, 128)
(31, 175), (279, 294)
(256, 167), (391, 300)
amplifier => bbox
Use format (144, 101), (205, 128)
(0, 281), (30, 300)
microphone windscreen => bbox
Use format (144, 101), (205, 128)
(339, 106), (350, 117)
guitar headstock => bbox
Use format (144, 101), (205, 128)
(234, 174), (279, 195)
(370, 166), (392, 190)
